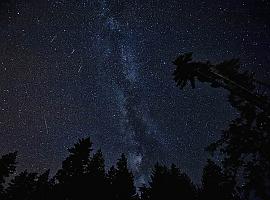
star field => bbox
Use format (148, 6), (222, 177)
(0, 0), (269, 185)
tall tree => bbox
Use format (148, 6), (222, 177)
(140, 163), (197, 200)
(5, 170), (37, 200)
(201, 160), (235, 200)
(88, 149), (105, 178)
(87, 149), (108, 199)
(173, 53), (270, 199)
(109, 154), (136, 200)
(55, 137), (92, 199)
(0, 152), (17, 198)
(32, 170), (52, 200)
(5, 170), (52, 200)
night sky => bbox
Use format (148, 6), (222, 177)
(0, 0), (269, 185)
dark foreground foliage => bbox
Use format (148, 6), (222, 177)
(0, 137), (237, 200)
(173, 53), (270, 200)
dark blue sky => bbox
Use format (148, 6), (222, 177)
(0, 0), (269, 185)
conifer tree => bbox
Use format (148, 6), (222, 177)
(55, 137), (92, 199)
(32, 170), (52, 200)
(201, 160), (235, 200)
(87, 149), (108, 199)
(5, 171), (37, 200)
(141, 163), (197, 200)
(110, 154), (136, 200)
(0, 152), (17, 198)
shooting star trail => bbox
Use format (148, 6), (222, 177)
(50, 35), (57, 43)
(78, 65), (82, 73)
(78, 57), (83, 73)
(44, 116), (49, 135)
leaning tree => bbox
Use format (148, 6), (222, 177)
(172, 53), (270, 199)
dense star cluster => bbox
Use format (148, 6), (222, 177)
(0, 0), (269, 185)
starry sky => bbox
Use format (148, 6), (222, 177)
(0, 0), (269, 185)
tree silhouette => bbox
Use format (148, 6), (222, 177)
(86, 149), (109, 199)
(5, 171), (37, 200)
(173, 52), (270, 111)
(55, 137), (92, 199)
(107, 165), (118, 198)
(140, 163), (197, 200)
(0, 152), (17, 198)
(88, 149), (105, 177)
(173, 53), (270, 199)
(109, 153), (137, 200)
(31, 170), (52, 200)
(5, 169), (52, 200)
(201, 160), (236, 200)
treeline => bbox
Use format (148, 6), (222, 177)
(0, 138), (236, 200)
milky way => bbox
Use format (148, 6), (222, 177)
(0, 0), (269, 185)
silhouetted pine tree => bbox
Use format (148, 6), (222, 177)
(5, 171), (37, 200)
(201, 160), (235, 200)
(86, 149), (108, 199)
(5, 169), (52, 200)
(107, 165), (117, 198)
(140, 163), (197, 200)
(0, 152), (17, 199)
(88, 149), (105, 177)
(109, 153), (136, 200)
(31, 170), (52, 200)
(55, 137), (92, 199)
(107, 165), (117, 183)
